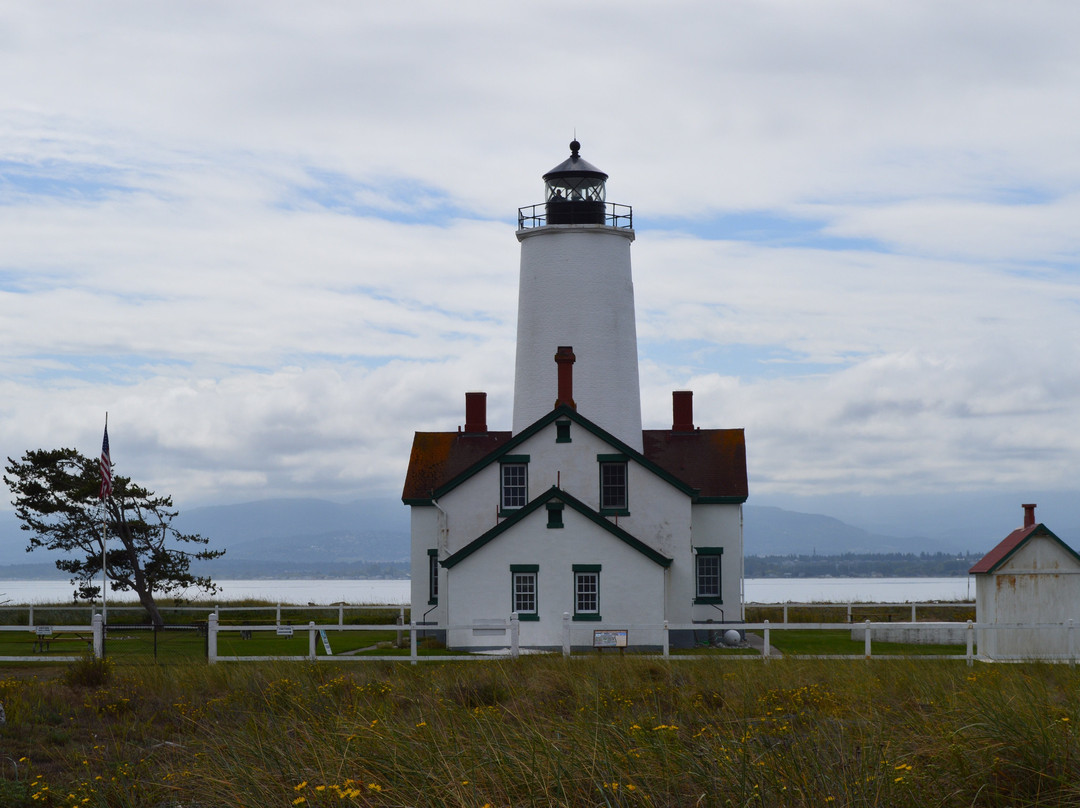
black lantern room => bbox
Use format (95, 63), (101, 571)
(543, 140), (608, 225)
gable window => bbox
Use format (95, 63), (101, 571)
(573, 564), (601, 621)
(694, 547), (723, 604)
(598, 454), (628, 514)
(427, 549), (439, 605)
(511, 564), (539, 620)
(500, 456), (530, 511)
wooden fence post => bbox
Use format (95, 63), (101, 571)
(410, 621), (418, 665)
(207, 613), (218, 664)
(864, 619), (872, 659)
(308, 621), (317, 662)
(510, 614), (520, 659)
(92, 613), (103, 659)
(966, 620), (974, 666)
(562, 612), (571, 657)
(763, 620), (770, 659)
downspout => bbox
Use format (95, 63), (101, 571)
(739, 505), (745, 621)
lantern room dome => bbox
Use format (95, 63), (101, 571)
(542, 140), (607, 225)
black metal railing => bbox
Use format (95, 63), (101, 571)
(517, 202), (633, 231)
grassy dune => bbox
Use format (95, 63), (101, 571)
(2, 656), (1080, 807)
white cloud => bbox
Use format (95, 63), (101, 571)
(2, 1), (1079, 510)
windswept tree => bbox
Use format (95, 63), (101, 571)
(4, 448), (224, 626)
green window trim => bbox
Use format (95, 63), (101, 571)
(694, 548), (723, 604)
(500, 458), (529, 511)
(572, 613), (603, 622)
(512, 566), (538, 617)
(427, 549), (439, 605)
(574, 567), (600, 618)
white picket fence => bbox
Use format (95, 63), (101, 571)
(0, 614), (105, 662)
(204, 614), (1080, 666)
(4, 612), (1078, 665)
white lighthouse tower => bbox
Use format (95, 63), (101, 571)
(512, 140), (643, 451)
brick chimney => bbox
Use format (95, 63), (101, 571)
(1023, 503), (1037, 529)
(672, 390), (694, 432)
(464, 392), (487, 434)
(554, 346), (576, 409)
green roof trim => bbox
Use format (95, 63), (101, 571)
(429, 405), (699, 502)
(695, 496), (749, 505)
(441, 486), (673, 570)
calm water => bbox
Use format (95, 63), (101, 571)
(0, 577), (974, 605)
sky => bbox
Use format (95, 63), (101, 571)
(2, 1), (1079, 531)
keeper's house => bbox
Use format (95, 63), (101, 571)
(402, 142), (748, 650)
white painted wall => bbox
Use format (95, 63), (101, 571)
(687, 504), (744, 623)
(445, 504), (667, 649)
(513, 226), (642, 450)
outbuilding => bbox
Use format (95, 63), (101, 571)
(970, 503), (1080, 660)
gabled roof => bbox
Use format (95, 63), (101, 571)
(969, 523), (1080, 574)
(402, 404), (748, 505)
(441, 486), (672, 569)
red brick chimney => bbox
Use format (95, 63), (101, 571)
(464, 392), (487, 434)
(672, 390), (694, 432)
(554, 346), (576, 409)
(1023, 503), (1037, 529)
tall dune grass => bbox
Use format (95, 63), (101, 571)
(3, 658), (1080, 806)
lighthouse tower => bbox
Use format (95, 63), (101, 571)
(512, 140), (643, 450)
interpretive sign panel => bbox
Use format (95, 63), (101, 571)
(593, 629), (627, 648)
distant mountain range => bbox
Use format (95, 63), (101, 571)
(1, 493), (1077, 579)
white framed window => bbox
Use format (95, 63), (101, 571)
(695, 548), (723, 603)
(511, 565), (538, 618)
(574, 565), (600, 619)
(598, 455), (628, 512)
(500, 456), (529, 510)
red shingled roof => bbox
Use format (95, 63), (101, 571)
(401, 431), (512, 502)
(642, 428), (748, 501)
(401, 418), (748, 504)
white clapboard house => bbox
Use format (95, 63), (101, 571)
(402, 142), (748, 650)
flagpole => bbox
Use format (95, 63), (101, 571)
(100, 413), (110, 624)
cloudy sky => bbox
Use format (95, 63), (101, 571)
(2, 1), (1078, 523)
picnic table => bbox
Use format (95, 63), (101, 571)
(32, 626), (93, 653)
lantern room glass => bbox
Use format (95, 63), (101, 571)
(545, 175), (605, 203)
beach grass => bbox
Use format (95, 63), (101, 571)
(2, 655), (1080, 807)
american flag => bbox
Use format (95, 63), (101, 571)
(99, 424), (112, 500)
